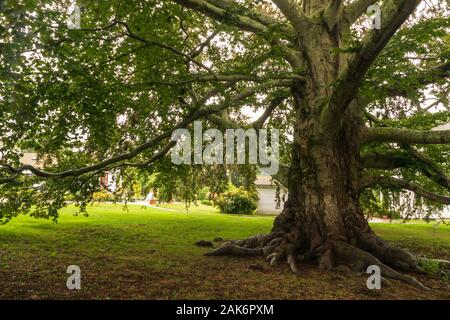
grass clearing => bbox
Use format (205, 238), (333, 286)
(0, 203), (449, 299)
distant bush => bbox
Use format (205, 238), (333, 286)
(216, 187), (257, 214)
(201, 200), (212, 206)
(198, 187), (210, 201)
(92, 190), (114, 202)
(132, 181), (143, 200)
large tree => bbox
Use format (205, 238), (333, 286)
(1, 0), (450, 288)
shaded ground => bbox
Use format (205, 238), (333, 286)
(0, 204), (449, 299)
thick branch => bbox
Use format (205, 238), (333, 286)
(0, 80), (285, 183)
(330, 0), (420, 113)
(131, 75), (299, 88)
(343, 0), (378, 25)
(362, 150), (450, 192)
(400, 144), (450, 192)
(207, 0), (294, 35)
(253, 90), (291, 130)
(173, 0), (270, 34)
(361, 127), (450, 145)
(363, 113), (450, 191)
(361, 176), (450, 205)
(271, 0), (310, 33)
(172, 0), (303, 68)
(361, 152), (412, 170)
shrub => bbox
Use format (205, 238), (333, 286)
(201, 200), (212, 206)
(92, 190), (114, 202)
(198, 187), (210, 201)
(216, 187), (257, 214)
(132, 181), (143, 200)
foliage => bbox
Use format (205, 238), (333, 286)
(92, 190), (114, 202)
(200, 199), (212, 206)
(132, 181), (143, 200)
(0, 0), (449, 223)
(216, 186), (258, 215)
(198, 187), (210, 201)
(418, 258), (449, 281)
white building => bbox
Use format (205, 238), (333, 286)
(255, 175), (287, 215)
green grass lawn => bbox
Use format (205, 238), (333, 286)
(0, 203), (449, 300)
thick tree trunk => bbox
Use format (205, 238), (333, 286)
(271, 95), (370, 269)
(206, 87), (427, 288)
(269, 94), (418, 274)
(205, 31), (438, 289)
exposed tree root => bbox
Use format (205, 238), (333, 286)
(332, 241), (430, 290)
(287, 254), (300, 275)
(201, 232), (439, 291)
(204, 244), (263, 257)
(356, 232), (420, 272)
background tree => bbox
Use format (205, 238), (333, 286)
(1, 0), (450, 287)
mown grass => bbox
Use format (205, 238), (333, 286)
(0, 203), (449, 300)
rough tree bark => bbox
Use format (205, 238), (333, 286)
(208, 75), (428, 289)
(203, 1), (449, 289)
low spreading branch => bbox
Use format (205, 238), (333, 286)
(361, 176), (450, 205)
(0, 80), (286, 183)
(361, 127), (450, 145)
(400, 144), (450, 192)
(361, 152), (412, 169)
(363, 113), (450, 191)
(361, 150), (450, 192)
(128, 74), (301, 88)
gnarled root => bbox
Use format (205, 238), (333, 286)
(331, 241), (430, 290)
(203, 233), (302, 273)
(202, 231), (439, 291)
(357, 232), (420, 272)
(204, 244), (263, 257)
(287, 254), (300, 275)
